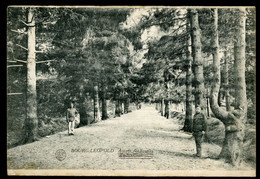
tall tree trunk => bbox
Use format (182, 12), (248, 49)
(218, 88), (222, 106)
(94, 84), (101, 122)
(78, 99), (88, 126)
(77, 85), (88, 126)
(164, 100), (169, 119)
(206, 96), (210, 117)
(190, 9), (206, 111)
(232, 8), (248, 125)
(218, 70), (225, 106)
(155, 102), (159, 110)
(124, 97), (130, 113)
(165, 81), (170, 119)
(24, 8), (38, 143)
(101, 83), (108, 120)
(223, 51), (231, 111)
(157, 100), (161, 112)
(210, 8), (247, 166)
(160, 98), (164, 116)
(183, 16), (193, 132)
(114, 90), (121, 117)
(115, 99), (121, 117)
(190, 9), (210, 142)
(168, 100), (171, 118)
(119, 99), (123, 114)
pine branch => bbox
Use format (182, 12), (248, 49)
(14, 58), (27, 63)
(7, 60), (17, 63)
(18, 19), (35, 27)
(18, 19), (30, 26)
(35, 50), (45, 53)
(66, 9), (86, 18)
(169, 23), (189, 36)
(144, 20), (180, 28)
(34, 11), (56, 25)
(129, 48), (149, 58)
(175, 70), (184, 81)
(7, 93), (23, 95)
(36, 59), (56, 64)
(143, 16), (187, 28)
(10, 29), (27, 34)
(7, 65), (23, 68)
(16, 44), (28, 51)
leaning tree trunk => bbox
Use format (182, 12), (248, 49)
(190, 9), (206, 111)
(24, 8), (38, 143)
(94, 84), (101, 122)
(210, 8), (247, 166)
(183, 17), (193, 132)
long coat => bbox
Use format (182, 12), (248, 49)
(192, 112), (207, 133)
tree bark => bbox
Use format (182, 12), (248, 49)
(160, 98), (164, 116)
(218, 70), (225, 107)
(218, 88), (222, 106)
(206, 97), (210, 117)
(77, 85), (88, 126)
(101, 83), (108, 120)
(115, 99), (121, 117)
(164, 100), (169, 119)
(233, 23), (247, 117)
(93, 84), (101, 122)
(210, 8), (246, 166)
(155, 102), (159, 110)
(190, 9), (206, 111)
(183, 15), (193, 132)
(114, 89), (121, 117)
(24, 8), (38, 143)
(119, 99), (123, 114)
(124, 97), (130, 113)
(223, 51), (231, 111)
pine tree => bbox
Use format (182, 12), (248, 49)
(210, 8), (247, 166)
(189, 9), (206, 111)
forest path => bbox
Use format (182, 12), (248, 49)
(7, 105), (254, 174)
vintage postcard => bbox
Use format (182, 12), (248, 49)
(7, 6), (256, 176)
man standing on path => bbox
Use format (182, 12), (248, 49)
(66, 101), (78, 135)
(192, 105), (207, 157)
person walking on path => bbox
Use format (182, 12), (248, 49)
(66, 101), (78, 135)
(192, 105), (207, 157)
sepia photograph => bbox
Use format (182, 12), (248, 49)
(6, 6), (256, 176)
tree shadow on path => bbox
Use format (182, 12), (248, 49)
(154, 149), (221, 161)
(133, 129), (192, 141)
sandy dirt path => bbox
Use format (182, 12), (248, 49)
(7, 105), (255, 174)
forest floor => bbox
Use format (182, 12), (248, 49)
(7, 105), (255, 176)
